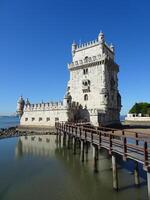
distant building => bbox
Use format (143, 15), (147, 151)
(125, 113), (150, 122)
(17, 32), (121, 127)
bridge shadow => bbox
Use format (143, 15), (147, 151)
(122, 124), (150, 130)
(118, 181), (147, 191)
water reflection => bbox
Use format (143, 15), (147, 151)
(0, 135), (147, 200)
(15, 135), (56, 158)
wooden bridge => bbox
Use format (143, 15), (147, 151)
(55, 122), (150, 199)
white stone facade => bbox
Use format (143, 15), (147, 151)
(17, 32), (121, 127)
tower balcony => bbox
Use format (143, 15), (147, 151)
(82, 86), (90, 93)
(68, 54), (107, 70)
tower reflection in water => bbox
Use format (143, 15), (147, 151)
(15, 135), (57, 159)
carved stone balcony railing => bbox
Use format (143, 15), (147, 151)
(68, 54), (107, 69)
(82, 86), (90, 93)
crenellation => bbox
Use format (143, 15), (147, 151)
(76, 39), (99, 51)
(23, 100), (65, 112)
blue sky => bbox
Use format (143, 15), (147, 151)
(0, 0), (150, 115)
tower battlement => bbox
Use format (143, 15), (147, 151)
(72, 32), (114, 63)
(24, 101), (65, 112)
(75, 40), (114, 54)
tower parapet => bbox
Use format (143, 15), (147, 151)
(24, 101), (65, 112)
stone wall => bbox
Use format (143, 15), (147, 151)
(20, 108), (68, 127)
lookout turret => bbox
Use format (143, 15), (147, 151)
(16, 96), (25, 118)
(98, 31), (105, 44)
(72, 41), (77, 57)
(25, 98), (30, 106)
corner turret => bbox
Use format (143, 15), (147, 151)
(110, 43), (115, 53)
(63, 86), (72, 108)
(72, 41), (77, 57)
(16, 96), (25, 118)
(98, 31), (105, 44)
(25, 98), (30, 105)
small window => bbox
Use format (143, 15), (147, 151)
(46, 117), (50, 121)
(84, 94), (88, 101)
(55, 117), (59, 121)
(32, 117), (35, 121)
(83, 68), (88, 75)
(93, 56), (96, 61)
(84, 81), (88, 86)
(39, 117), (42, 121)
(25, 118), (28, 121)
(84, 56), (88, 63)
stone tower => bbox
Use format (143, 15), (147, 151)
(67, 32), (121, 126)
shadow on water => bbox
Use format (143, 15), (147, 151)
(119, 181), (147, 192)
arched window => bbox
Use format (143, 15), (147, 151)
(84, 56), (88, 63)
(84, 81), (88, 86)
(84, 94), (88, 101)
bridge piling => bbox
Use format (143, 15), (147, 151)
(134, 161), (140, 186)
(81, 140), (85, 162)
(93, 145), (99, 173)
(67, 134), (71, 149)
(85, 142), (89, 162)
(112, 154), (119, 191)
(147, 172), (150, 200)
(63, 133), (66, 147)
(73, 137), (77, 155)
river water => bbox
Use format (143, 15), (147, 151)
(0, 134), (148, 200)
(0, 116), (19, 129)
(0, 116), (148, 200)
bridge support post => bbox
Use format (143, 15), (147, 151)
(93, 145), (99, 173)
(147, 172), (150, 200)
(63, 133), (66, 147)
(85, 142), (89, 162)
(81, 140), (85, 162)
(67, 134), (70, 149)
(112, 154), (118, 191)
(134, 161), (140, 186)
(58, 132), (61, 144)
(73, 137), (77, 155)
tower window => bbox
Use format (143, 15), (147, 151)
(39, 117), (42, 121)
(83, 68), (88, 75)
(84, 56), (88, 63)
(32, 117), (35, 121)
(84, 94), (88, 101)
(55, 117), (59, 121)
(25, 118), (28, 121)
(46, 117), (50, 121)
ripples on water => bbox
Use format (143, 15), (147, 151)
(0, 135), (148, 200)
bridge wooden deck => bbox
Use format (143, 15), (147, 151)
(56, 122), (150, 169)
(55, 122), (150, 199)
